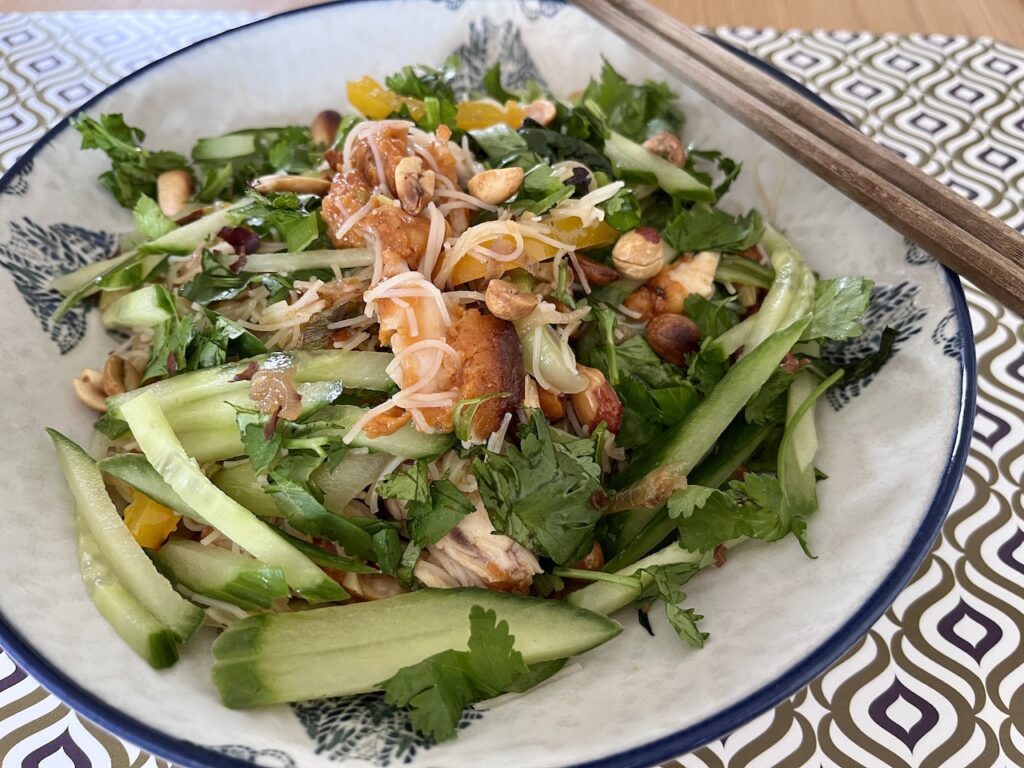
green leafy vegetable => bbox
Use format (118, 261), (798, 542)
(473, 410), (604, 565)
(235, 190), (325, 253)
(581, 58), (684, 142)
(667, 473), (789, 552)
(385, 57), (460, 132)
(482, 62), (515, 103)
(71, 113), (191, 208)
(132, 195), (179, 240)
(635, 562), (708, 647)
(663, 204), (764, 253)
(382, 606), (560, 742)
(378, 461), (474, 547)
(683, 294), (740, 340)
(802, 277), (874, 341)
(601, 187), (642, 232)
(684, 148), (742, 200)
(510, 164), (574, 214)
(520, 127), (613, 176)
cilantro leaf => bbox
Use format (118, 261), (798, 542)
(132, 194), (179, 240)
(635, 561), (708, 648)
(602, 187), (642, 232)
(519, 127), (613, 176)
(383, 606), (557, 742)
(802, 276), (874, 341)
(663, 204), (764, 253)
(234, 190), (325, 253)
(473, 410), (604, 565)
(581, 58), (684, 142)
(482, 62), (514, 103)
(385, 58), (460, 132)
(72, 113), (190, 208)
(469, 125), (532, 165)
(744, 368), (796, 425)
(378, 461), (474, 547)
(684, 148), (742, 200)
(683, 294), (740, 340)
(667, 473), (789, 552)
(509, 164), (574, 214)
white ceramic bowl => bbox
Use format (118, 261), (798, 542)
(0, 2), (975, 767)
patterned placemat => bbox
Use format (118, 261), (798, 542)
(0, 9), (1022, 768)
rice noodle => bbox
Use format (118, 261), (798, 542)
(333, 200), (374, 242)
(434, 187), (499, 212)
(333, 331), (370, 350)
(486, 412), (513, 453)
(419, 202), (446, 280)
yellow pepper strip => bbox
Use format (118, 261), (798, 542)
(450, 218), (619, 285)
(346, 76), (425, 121)
(123, 491), (181, 550)
(455, 99), (526, 131)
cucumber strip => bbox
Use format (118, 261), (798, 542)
(312, 451), (395, 514)
(211, 588), (622, 707)
(98, 454), (203, 520)
(743, 225), (813, 353)
(232, 249), (373, 273)
(74, 514), (179, 668)
(715, 255), (775, 289)
(603, 132), (713, 201)
(106, 349), (394, 420)
(315, 405), (455, 458)
(118, 393), (345, 604)
(151, 540), (289, 610)
(192, 132), (259, 160)
(177, 429), (250, 463)
(272, 530), (378, 574)
(165, 380), (342, 434)
(212, 462), (280, 518)
(569, 542), (731, 616)
(100, 284), (175, 329)
(52, 201), (250, 301)
(47, 429), (204, 642)
(614, 317), (811, 490)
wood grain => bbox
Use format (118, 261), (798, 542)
(576, 0), (1024, 315)
(1, 0), (1023, 48)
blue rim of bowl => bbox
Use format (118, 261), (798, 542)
(0, 2), (977, 767)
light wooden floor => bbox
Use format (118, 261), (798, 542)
(1, 0), (1023, 48)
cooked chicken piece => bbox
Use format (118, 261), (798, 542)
(414, 506), (542, 594)
(447, 308), (525, 440)
(349, 123), (410, 196)
(623, 250), (721, 321)
(321, 170), (429, 268)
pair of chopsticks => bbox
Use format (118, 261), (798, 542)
(574, 0), (1024, 317)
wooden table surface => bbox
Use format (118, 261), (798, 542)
(1, 0), (1023, 49)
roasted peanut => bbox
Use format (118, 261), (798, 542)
(253, 174), (332, 196)
(643, 132), (687, 167)
(523, 99), (557, 127)
(536, 384), (566, 421)
(311, 109), (342, 146)
(156, 169), (192, 217)
(393, 156), (435, 216)
(612, 227), (665, 280)
(101, 355), (140, 396)
(467, 167), (524, 205)
(485, 278), (539, 321)
(574, 255), (621, 287)
(646, 313), (701, 366)
(570, 365), (622, 433)
(73, 368), (107, 412)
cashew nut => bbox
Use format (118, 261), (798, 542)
(311, 109), (342, 146)
(485, 278), (539, 321)
(73, 368), (107, 412)
(523, 99), (557, 127)
(643, 132), (687, 167)
(253, 174), (332, 196)
(646, 314), (701, 366)
(612, 227), (666, 280)
(393, 156), (435, 216)
(467, 167), (524, 205)
(156, 169), (192, 217)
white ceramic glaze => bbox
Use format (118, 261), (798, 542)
(0, 2), (973, 767)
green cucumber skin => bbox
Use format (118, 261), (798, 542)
(604, 132), (713, 201)
(212, 463), (280, 517)
(98, 454), (200, 518)
(211, 588), (622, 707)
(75, 516), (179, 669)
(614, 317), (811, 489)
(240, 249), (373, 273)
(100, 284), (174, 328)
(152, 540), (288, 610)
(47, 429), (204, 643)
(320, 406), (455, 459)
(313, 451), (394, 515)
(118, 393), (345, 604)
(107, 350), (394, 421)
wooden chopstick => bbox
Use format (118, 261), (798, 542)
(574, 0), (1024, 316)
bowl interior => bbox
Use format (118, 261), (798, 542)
(0, 2), (972, 767)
